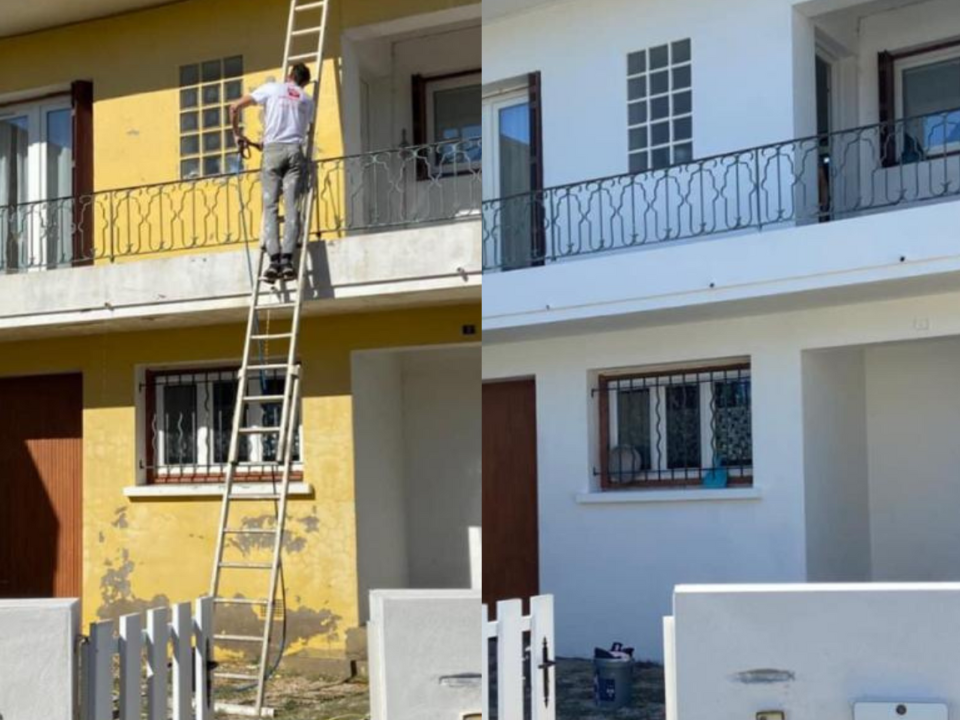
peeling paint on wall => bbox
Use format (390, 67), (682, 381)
(111, 506), (128, 529)
(97, 548), (170, 619)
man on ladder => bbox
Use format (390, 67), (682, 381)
(230, 62), (315, 283)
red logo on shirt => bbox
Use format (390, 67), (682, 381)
(287, 88), (301, 99)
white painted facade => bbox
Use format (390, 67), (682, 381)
(667, 584), (960, 720)
(483, 0), (960, 660)
(485, 289), (960, 659)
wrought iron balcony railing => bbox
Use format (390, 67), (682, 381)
(0, 138), (481, 273)
(482, 109), (960, 271)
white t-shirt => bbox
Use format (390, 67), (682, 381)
(250, 81), (314, 146)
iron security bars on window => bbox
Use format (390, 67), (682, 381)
(141, 367), (302, 484)
(482, 107), (960, 271)
(595, 366), (752, 490)
(0, 137), (481, 273)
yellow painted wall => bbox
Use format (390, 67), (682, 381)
(0, 0), (478, 260)
(0, 302), (480, 664)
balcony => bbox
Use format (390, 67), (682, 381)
(483, 109), (959, 271)
(482, 109), (960, 335)
(0, 139), (481, 336)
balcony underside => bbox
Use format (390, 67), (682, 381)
(0, 0), (181, 38)
(0, 221), (480, 341)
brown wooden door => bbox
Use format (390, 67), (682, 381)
(482, 379), (539, 608)
(0, 374), (83, 598)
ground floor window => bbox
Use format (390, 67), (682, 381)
(596, 362), (752, 490)
(141, 366), (302, 484)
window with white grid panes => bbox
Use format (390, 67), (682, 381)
(179, 56), (245, 179)
(627, 39), (693, 173)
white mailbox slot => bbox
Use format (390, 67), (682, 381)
(855, 703), (948, 720)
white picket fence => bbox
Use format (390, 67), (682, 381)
(82, 597), (214, 720)
(482, 595), (556, 720)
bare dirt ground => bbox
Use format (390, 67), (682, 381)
(215, 672), (370, 720)
(214, 658), (665, 719)
(556, 659), (666, 720)
(487, 658), (665, 720)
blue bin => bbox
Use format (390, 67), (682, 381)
(593, 656), (634, 709)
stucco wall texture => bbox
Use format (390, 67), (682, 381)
(0, 303), (480, 667)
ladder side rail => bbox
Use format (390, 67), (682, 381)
(275, 179), (316, 461)
(210, 249), (268, 597)
(254, 372), (303, 711)
(280, 0), (299, 75)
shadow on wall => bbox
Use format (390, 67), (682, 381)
(0, 444), (61, 598)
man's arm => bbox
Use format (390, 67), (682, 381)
(230, 94), (258, 142)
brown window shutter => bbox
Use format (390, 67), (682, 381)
(528, 71), (545, 264)
(878, 51), (897, 168)
(411, 74), (429, 181)
(71, 80), (94, 265)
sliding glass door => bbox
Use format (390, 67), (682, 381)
(0, 99), (73, 272)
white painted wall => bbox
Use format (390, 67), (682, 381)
(354, 346), (481, 620)
(483, 287), (960, 659)
(368, 590), (481, 720)
(0, 599), (78, 720)
(402, 347), (482, 589)
(670, 584), (960, 720)
(482, 0), (960, 332)
(865, 337), (960, 582)
(484, 0), (801, 188)
(802, 347), (871, 582)
(354, 352), (409, 622)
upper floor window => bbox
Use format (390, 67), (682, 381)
(141, 366), (302, 484)
(596, 362), (752, 490)
(895, 45), (960, 160)
(179, 56), (245, 179)
(413, 71), (482, 172)
(627, 39), (693, 173)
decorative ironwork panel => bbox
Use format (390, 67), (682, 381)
(483, 108), (960, 271)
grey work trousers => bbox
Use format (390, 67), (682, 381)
(261, 143), (307, 257)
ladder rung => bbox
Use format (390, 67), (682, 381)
(287, 52), (319, 62)
(219, 561), (273, 569)
(222, 529), (277, 535)
(228, 493), (284, 501)
(255, 302), (297, 311)
(245, 363), (289, 371)
(291, 26), (323, 36)
(251, 333), (293, 341)
(294, 1), (325, 11)
(214, 598), (271, 606)
(215, 634), (265, 643)
(215, 672), (261, 681)
(244, 395), (285, 403)
(238, 427), (283, 434)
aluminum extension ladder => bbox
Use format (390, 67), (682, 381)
(208, 0), (330, 713)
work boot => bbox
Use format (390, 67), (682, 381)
(262, 254), (281, 283)
(280, 254), (296, 281)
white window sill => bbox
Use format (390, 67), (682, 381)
(124, 482), (313, 499)
(575, 487), (762, 505)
